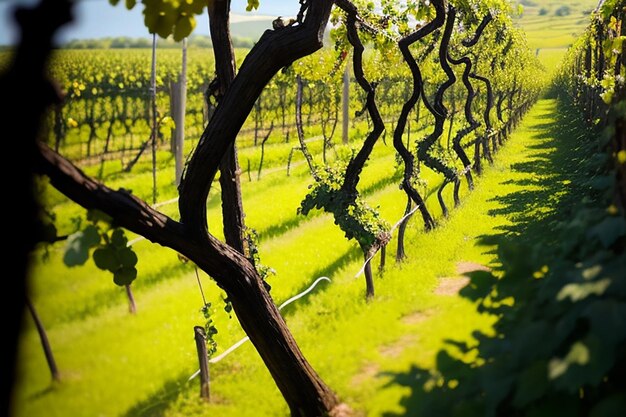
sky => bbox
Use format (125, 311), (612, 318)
(0, 0), (294, 45)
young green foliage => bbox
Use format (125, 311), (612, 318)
(109, 0), (205, 41)
(62, 209), (139, 287)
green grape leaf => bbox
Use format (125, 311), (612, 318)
(111, 228), (128, 248)
(117, 247), (138, 268)
(590, 395), (626, 417)
(246, 0), (260, 12)
(523, 397), (578, 417)
(113, 266), (137, 287)
(548, 341), (590, 381)
(82, 225), (102, 247)
(582, 300), (626, 345)
(512, 361), (549, 407)
(64, 233), (90, 267)
(588, 217), (626, 248)
(63, 226), (101, 267)
(173, 15), (196, 42)
(93, 247), (119, 271)
(588, 175), (614, 190)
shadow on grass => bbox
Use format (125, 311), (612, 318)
(381, 98), (599, 416)
(122, 373), (193, 417)
(483, 100), (593, 246)
(49, 260), (190, 327)
(26, 383), (59, 401)
(258, 172), (401, 243)
(277, 246), (362, 317)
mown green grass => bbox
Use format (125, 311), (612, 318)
(14, 98), (564, 416)
(513, 0), (597, 74)
(12, 3), (587, 414)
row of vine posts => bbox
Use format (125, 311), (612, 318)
(558, 0), (626, 208)
(20, 0), (544, 416)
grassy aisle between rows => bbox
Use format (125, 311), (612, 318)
(14, 98), (564, 417)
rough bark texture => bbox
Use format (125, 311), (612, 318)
(362, 252), (375, 300)
(37, 1), (341, 415)
(447, 12), (492, 198)
(1, 1), (73, 413)
(194, 326), (211, 400)
(417, 5), (458, 216)
(396, 198), (412, 262)
(179, 1), (333, 237)
(335, 0), (391, 298)
(338, 0), (386, 196)
(208, 0), (246, 254)
(392, 0), (445, 232)
(470, 72), (496, 154)
(417, 5), (457, 179)
(447, 53), (478, 191)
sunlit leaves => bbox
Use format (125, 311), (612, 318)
(201, 303), (218, 357)
(246, 0), (260, 12)
(299, 165), (390, 249)
(109, 0), (206, 40)
(63, 210), (139, 287)
(548, 341), (590, 380)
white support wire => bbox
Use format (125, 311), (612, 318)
(354, 204), (422, 278)
(189, 201), (426, 380)
(188, 276), (332, 381)
(129, 183), (425, 380)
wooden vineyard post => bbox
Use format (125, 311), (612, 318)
(342, 62), (350, 144)
(26, 297), (60, 382)
(150, 33), (158, 205)
(125, 284), (137, 315)
(174, 38), (187, 186)
(194, 326), (210, 400)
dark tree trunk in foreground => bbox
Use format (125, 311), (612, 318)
(208, 0), (246, 254)
(0, 0), (73, 414)
(37, 1), (342, 415)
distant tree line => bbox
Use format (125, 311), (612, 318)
(61, 34), (255, 49)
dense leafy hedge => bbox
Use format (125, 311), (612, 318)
(386, 2), (626, 415)
(387, 98), (626, 417)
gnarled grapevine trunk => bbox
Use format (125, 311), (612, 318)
(417, 4), (458, 217)
(447, 12), (493, 204)
(392, 0), (445, 232)
(36, 1), (343, 415)
(208, 0), (246, 254)
(337, 0), (390, 299)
